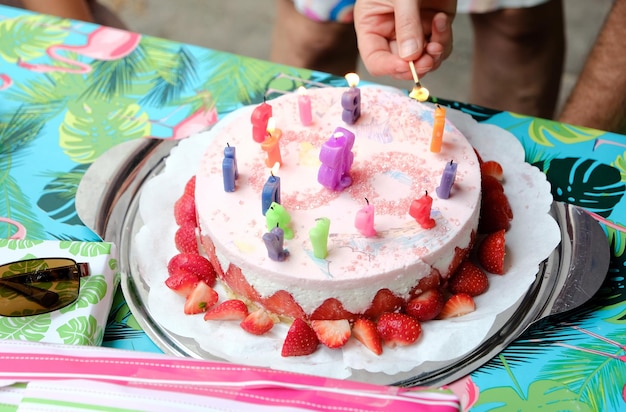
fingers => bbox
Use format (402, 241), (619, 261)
(393, 0), (424, 60)
(426, 12), (453, 70)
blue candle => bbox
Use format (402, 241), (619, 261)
(341, 73), (361, 124)
(261, 173), (281, 215)
(222, 144), (238, 192)
(263, 225), (289, 261)
(436, 160), (458, 199)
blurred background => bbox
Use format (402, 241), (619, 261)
(99, 0), (612, 114)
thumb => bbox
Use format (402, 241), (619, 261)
(394, 0), (424, 60)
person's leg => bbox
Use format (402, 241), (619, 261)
(469, 0), (565, 118)
(270, 0), (359, 76)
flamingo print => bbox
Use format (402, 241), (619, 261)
(18, 26), (141, 74)
(147, 106), (218, 140)
(0, 74), (12, 90)
(0, 217), (26, 239)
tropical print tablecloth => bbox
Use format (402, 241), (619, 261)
(0, 6), (625, 411)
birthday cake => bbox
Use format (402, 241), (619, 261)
(191, 85), (484, 325)
(134, 83), (560, 378)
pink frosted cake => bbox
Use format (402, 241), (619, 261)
(194, 86), (482, 321)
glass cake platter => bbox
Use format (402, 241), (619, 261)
(76, 136), (610, 388)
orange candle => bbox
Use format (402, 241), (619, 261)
(261, 118), (283, 167)
(430, 105), (446, 153)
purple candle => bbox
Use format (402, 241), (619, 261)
(261, 172), (281, 215)
(341, 73), (361, 124)
(222, 144), (238, 192)
(436, 160), (458, 199)
(318, 127), (355, 191)
(263, 225), (289, 261)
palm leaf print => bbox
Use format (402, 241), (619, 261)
(528, 117), (603, 147)
(57, 315), (101, 345)
(0, 314), (51, 341)
(141, 45), (198, 107)
(0, 14), (69, 63)
(37, 165), (89, 227)
(535, 157), (625, 217)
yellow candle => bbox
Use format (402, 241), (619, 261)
(430, 105), (446, 153)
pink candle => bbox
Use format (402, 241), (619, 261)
(251, 101), (272, 143)
(261, 118), (283, 167)
(341, 73), (361, 124)
(409, 192), (436, 229)
(436, 160), (457, 199)
(297, 86), (313, 126)
(355, 198), (376, 237)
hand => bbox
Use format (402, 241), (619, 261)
(354, 0), (456, 80)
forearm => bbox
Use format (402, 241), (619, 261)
(558, 0), (626, 133)
(21, 0), (94, 22)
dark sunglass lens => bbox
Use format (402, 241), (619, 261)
(0, 258), (81, 317)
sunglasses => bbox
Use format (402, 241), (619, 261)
(0, 258), (90, 317)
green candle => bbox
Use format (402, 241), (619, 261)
(309, 217), (330, 259)
(265, 202), (293, 239)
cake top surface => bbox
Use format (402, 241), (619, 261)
(195, 86), (481, 284)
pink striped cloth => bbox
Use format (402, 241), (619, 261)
(0, 341), (460, 411)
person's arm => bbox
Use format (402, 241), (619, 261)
(21, 0), (95, 22)
(354, 0), (456, 80)
(558, 0), (626, 133)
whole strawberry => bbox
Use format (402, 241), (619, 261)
(406, 288), (446, 321)
(281, 318), (319, 357)
(478, 229), (506, 274)
(174, 193), (197, 227)
(167, 253), (216, 286)
(376, 312), (421, 348)
(175, 224), (199, 254)
(448, 261), (489, 296)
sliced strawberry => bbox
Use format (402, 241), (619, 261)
(352, 318), (383, 355)
(183, 175), (196, 196)
(167, 253), (216, 286)
(448, 261), (489, 296)
(406, 288), (446, 321)
(174, 193), (197, 227)
(199, 234), (225, 278)
(376, 312), (422, 348)
(240, 308), (274, 335)
(481, 160), (504, 181)
(204, 299), (249, 321)
(479, 189), (513, 234)
(363, 289), (404, 319)
(281, 318), (319, 357)
(222, 264), (261, 302)
(310, 298), (355, 321)
(183, 281), (218, 315)
(175, 224), (199, 254)
(262, 290), (307, 320)
(311, 319), (351, 349)
(474, 148), (484, 164)
(438, 293), (476, 319)
(164, 270), (199, 297)
(478, 229), (506, 274)
(411, 272), (441, 297)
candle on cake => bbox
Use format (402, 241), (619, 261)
(261, 163), (281, 215)
(341, 73), (361, 124)
(409, 191), (436, 229)
(222, 143), (238, 192)
(430, 104), (446, 153)
(266, 202), (293, 239)
(263, 224), (289, 261)
(355, 198), (376, 237)
(251, 99), (272, 143)
(309, 217), (330, 259)
(317, 127), (355, 191)
(297, 86), (313, 126)
(261, 117), (283, 167)
(436, 160), (458, 199)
